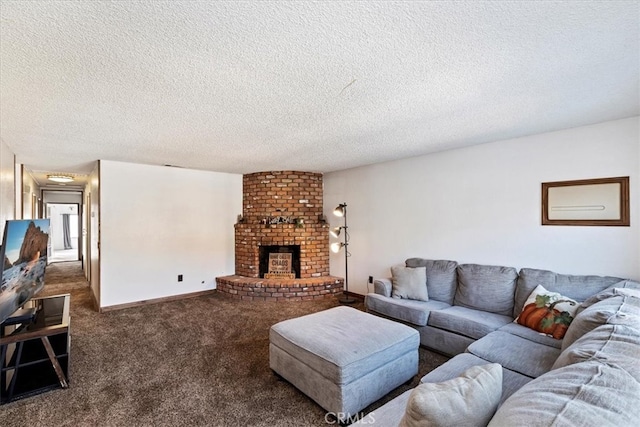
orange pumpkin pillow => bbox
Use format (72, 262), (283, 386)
(515, 284), (578, 339)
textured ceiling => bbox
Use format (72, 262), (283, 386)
(1, 1), (638, 182)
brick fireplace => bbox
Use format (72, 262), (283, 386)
(216, 171), (344, 301)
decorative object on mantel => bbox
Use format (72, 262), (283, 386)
(260, 215), (302, 225)
(542, 176), (630, 226)
(330, 202), (355, 304)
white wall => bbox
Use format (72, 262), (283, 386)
(87, 164), (100, 305)
(0, 139), (15, 236)
(15, 164), (22, 219)
(22, 170), (41, 219)
(324, 117), (640, 295)
(99, 160), (242, 308)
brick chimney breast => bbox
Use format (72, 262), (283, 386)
(234, 171), (329, 279)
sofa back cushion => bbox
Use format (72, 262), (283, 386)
(405, 258), (458, 304)
(562, 294), (640, 352)
(514, 268), (623, 318)
(553, 322), (640, 382)
(577, 279), (640, 312)
(489, 361), (640, 427)
(555, 295), (640, 376)
(454, 264), (518, 316)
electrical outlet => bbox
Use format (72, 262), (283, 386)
(178, 274), (183, 282)
(368, 276), (373, 283)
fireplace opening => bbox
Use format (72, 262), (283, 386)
(259, 245), (301, 279)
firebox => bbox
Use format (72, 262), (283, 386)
(259, 245), (301, 279)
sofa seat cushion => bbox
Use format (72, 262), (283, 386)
(419, 325), (476, 356)
(365, 293), (450, 326)
(467, 331), (560, 378)
(420, 353), (532, 406)
(489, 361), (640, 427)
(427, 306), (512, 340)
(454, 264), (518, 316)
(562, 294), (640, 351)
(514, 268), (623, 318)
(498, 322), (562, 349)
(553, 323), (640, 381)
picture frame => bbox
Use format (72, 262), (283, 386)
(542, 176), (630, 226)
(0, 219), (50, 324)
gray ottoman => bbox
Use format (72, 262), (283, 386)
(269, 306), (419, 420)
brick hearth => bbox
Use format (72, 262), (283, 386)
(216, 171), (343, 300)
(216, 276), (344, 301)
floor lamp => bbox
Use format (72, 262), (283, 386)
(330, 203), (355, 304)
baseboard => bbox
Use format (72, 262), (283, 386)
(90, 288), (99, 312)
(342, 291), (365, 301)
(100, 289), (216, 313)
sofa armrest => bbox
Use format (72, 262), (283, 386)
(374, 278), (392, 297)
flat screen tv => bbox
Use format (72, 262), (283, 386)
(0, 219), (50, 325)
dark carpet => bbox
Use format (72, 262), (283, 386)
(1, 262), (449, 426)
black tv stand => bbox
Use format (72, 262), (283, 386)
(1, 294), (71, 404)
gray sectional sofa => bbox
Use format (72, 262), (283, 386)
(358, 258), (640, 426)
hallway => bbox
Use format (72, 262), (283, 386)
(49, 249), (79, 263)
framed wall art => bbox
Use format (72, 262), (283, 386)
(542, 176), (629, 226)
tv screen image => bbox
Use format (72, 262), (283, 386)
(0, 219), (50, 324)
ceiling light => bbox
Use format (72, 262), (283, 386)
(47, 174), (74, 183)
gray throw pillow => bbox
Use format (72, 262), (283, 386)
(399, 363), (503, 427)
(391, 265), (429, 302)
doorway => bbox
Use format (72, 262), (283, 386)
(46, 203), (80, 263)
